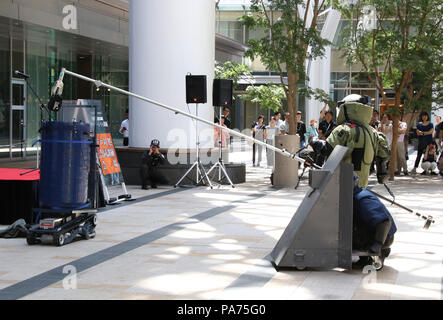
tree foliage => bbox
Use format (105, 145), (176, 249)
(241, 0), (332, 134)
(335, 0), (443, 180)
(215, 61), (252, 90)
(242, 84), (286, 111)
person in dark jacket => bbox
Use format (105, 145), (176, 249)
(352, 174), (397, 268)
(140, 139), (169, 189)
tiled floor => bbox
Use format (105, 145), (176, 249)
(0, 145), (442, 300)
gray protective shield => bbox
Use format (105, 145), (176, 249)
(271, 145), (354, 270)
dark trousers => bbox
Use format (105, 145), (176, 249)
(140, 165), (169, 187)
(414, 144), (427, 168)
(123, 137), (129, 146)
(353, 227), (394, 252)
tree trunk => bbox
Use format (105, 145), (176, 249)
(286, 71), (299, 135)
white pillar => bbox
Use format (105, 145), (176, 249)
(306, 9), (341, 123)
(129, 0), (215, 149)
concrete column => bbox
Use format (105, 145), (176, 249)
(129, 0), (215, 149)
(306, 9), (341, 123)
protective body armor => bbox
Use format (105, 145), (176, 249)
(326, 102), (389, 188)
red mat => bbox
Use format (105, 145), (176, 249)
(0, 168), (40, 181)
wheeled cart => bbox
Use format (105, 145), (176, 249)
(27, 208), (97, 246)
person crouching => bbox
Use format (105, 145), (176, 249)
(140, 139), (169, 190)
(352, 174), (397, 268)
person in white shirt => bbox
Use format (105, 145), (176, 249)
(280, 112), (290, 135)
(396, 117), (408, 175)
(265, 117), (279, 167)
(380, 114), (393, 149)
(119, 108), (129, 146)
(274, 112), (284, 132)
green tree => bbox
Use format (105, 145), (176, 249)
(336, 0), (443, 180)
(242, 0), (333, 135)
(215, 61), (252, 90)
(242, 84), (286, 111)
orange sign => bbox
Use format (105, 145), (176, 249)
(96, 133), (121, 175)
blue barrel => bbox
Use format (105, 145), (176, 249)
(39, 122), (91, 209)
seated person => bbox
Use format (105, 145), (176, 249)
(421, 142), (438, 175)
(140, 139), (169, 190)
(352, 174), (397, 268)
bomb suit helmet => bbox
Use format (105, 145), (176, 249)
(336, 94), (373, 123)
(337, 94), (372, 108)
(326, 94), (388, 188)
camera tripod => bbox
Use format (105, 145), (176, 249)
(174, 104), (213, 189)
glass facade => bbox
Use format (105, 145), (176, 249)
(0, 15), (128, 158)
(330, 18), (379, 108)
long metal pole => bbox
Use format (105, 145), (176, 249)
(60, 68), (315, 167)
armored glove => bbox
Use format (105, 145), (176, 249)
(375, 156), (389, 184)
(309, 138), (333, 158)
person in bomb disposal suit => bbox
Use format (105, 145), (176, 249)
(140, 139), (170, 190)
(310, 94), (390, 188)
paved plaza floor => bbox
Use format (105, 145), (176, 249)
(0, 145), (442, 300)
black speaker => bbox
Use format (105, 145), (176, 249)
(213, 79), (233, 107)
(186, 75), (207, 104)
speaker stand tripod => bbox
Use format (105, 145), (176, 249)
(174, 104), (213, 189)
(204, 107), (235, 188)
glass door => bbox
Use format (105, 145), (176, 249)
(10, 79), (27, 158)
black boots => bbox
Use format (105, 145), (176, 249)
(368, 219), (392, 255)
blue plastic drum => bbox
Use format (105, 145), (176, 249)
(39, 122), (91, 209)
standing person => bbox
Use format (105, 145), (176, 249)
(251, 115), (267, 167)
(222, 107), (231, 129)
(274, 111), (284, 131)
(411, 111), (434, 174)
(214, 107), (231, 128)
(304, 119), (319, 144)
(396, 116), (409, 175)
(434, 116), (442, 151)
(295, 111), (307, 150)
(369, 109), (380, 174)
(438, 149), (443, 177)
(319, 103), (327, 123)
(439, 127), (443, 151)
(280, 112), (291, 135)
(380, 114), (393, 149)
(119, 108), (129, 146)
(214, 116), (230, 147)
(369, 109), (380, 129)
(318, 110), (336, 140)
(265, 117), (279, 168)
